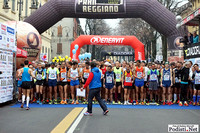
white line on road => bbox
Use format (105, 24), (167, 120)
(67, 107), (87, 133)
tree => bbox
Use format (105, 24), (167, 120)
(85, 19), (111, 60)
(117, 0), (187, 61)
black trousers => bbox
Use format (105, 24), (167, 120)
(180, 84), (188, 102)
(87, 88), (107, 113)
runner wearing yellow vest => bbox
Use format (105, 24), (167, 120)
(114, 61), (123, 104)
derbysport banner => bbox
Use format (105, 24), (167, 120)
(184, 43), (200, 59)
(0, 22), (16, 103)
(76, 0), (126, 14)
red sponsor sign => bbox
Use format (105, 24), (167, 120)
(1, 24), (6, 31)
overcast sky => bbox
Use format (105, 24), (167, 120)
(80, 0), (189, 31)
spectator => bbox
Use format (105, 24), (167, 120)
(193, 32), (199, 43)
(188, 32), (193, 44)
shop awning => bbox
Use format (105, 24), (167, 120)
(181, 8), (200, 26)
(16, 48), (27, 58)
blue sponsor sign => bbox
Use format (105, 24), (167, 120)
(0, 35), (2, 40)
(7, 27), (14, 35)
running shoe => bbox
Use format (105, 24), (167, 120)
(193, 102), (196, 106)
(103, 110), (109, 115)
(26, 107), (30, 110)
(124, 101), (127, 105)
(163, 102), (166, 105)
(60, 100), (65, 104)
(46, 99), (49, 103)
(179, 101), (183, 106)
(112, 101), (116, 104)
(156, 102), (159, 106)
(42, 100), (45, 104)
(197, 102), (200, 106)
(118, 101), (122, 104)
(20, 104), (24, 108)
(54, 100), (58, 105)
(184, 101), (189, 106)
(177, 100), (180, 104)
(37, 100), (40, 104)
(141, 101), (145, 105)
(18, 100), (22, 103)
(173, 100), (176, 104)
(84, 112), (93, 116)
(189, 101), (192, 105)
(168, 101), (171, 106)
(127, 101), (132, 105)
(33, 98), (37, 103)
(146, 103), (150, 106)
(71, 100), (75, 104)
(39, 101), (42, 105)
(136, 101), (139, 105)
(132, 101), (136, 105)
(64, 100), (68, 104)
(76, 100), (79, 104)
(49, 100), (53, 105)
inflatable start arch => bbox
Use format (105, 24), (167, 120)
(70, 35), (145, 61)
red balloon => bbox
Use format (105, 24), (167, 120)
(43, 55), (47, 59)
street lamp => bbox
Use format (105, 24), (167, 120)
(3, 0), (10, 13)
(30, 0), (38, 14)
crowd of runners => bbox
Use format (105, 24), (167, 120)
(16, 59), (200, 110)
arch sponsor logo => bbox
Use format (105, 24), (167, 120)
(90, 36), (124, 44)
(76, 0), (125, 14)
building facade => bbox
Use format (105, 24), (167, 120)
(0, 0), (51, 62)
(51, 18), (83, 59)
(180, 0), (199, 33)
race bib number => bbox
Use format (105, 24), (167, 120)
(195, 74), (200, 84)
(106, 76), (113, 84)
(61, 73), (66, 79)
(84, 73), (89, 78)
(137, 72), (142, 78)
(116, 73), (121, 80)
(37, 74), (42, 80)
(175, 77), (179, 83)
(50, 73), (56, 79)
(164, 74), (170, 81)
(125, 77), (131, 83)
(71, 73), (78, 78)
(150, 74), (157, 81)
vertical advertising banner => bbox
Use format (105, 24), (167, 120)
(0, 23), (15, 103)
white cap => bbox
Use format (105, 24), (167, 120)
(105, 62), (111, 66)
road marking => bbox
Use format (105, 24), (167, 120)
(67, 107), (87, 133)
(51, 107), (83, 133)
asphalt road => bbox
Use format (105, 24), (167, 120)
(0, 104), (200, 133)
(0, 105), (73, 133)
(73, 108), (200, 133)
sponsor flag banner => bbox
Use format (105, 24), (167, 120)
(0, 23), (16, 103)
(184, 43), (200, 59)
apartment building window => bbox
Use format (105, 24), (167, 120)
(57, 43), (62, 54)
(12, 0), (15, 11)
(48, 48), (50, 62)
(45, 47), (47, 53)
(57, 26), (62, 37)
(42, 46), (44, 53)
(25, 0), (28, 17)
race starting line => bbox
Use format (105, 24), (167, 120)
(11, 103), (200, 110)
